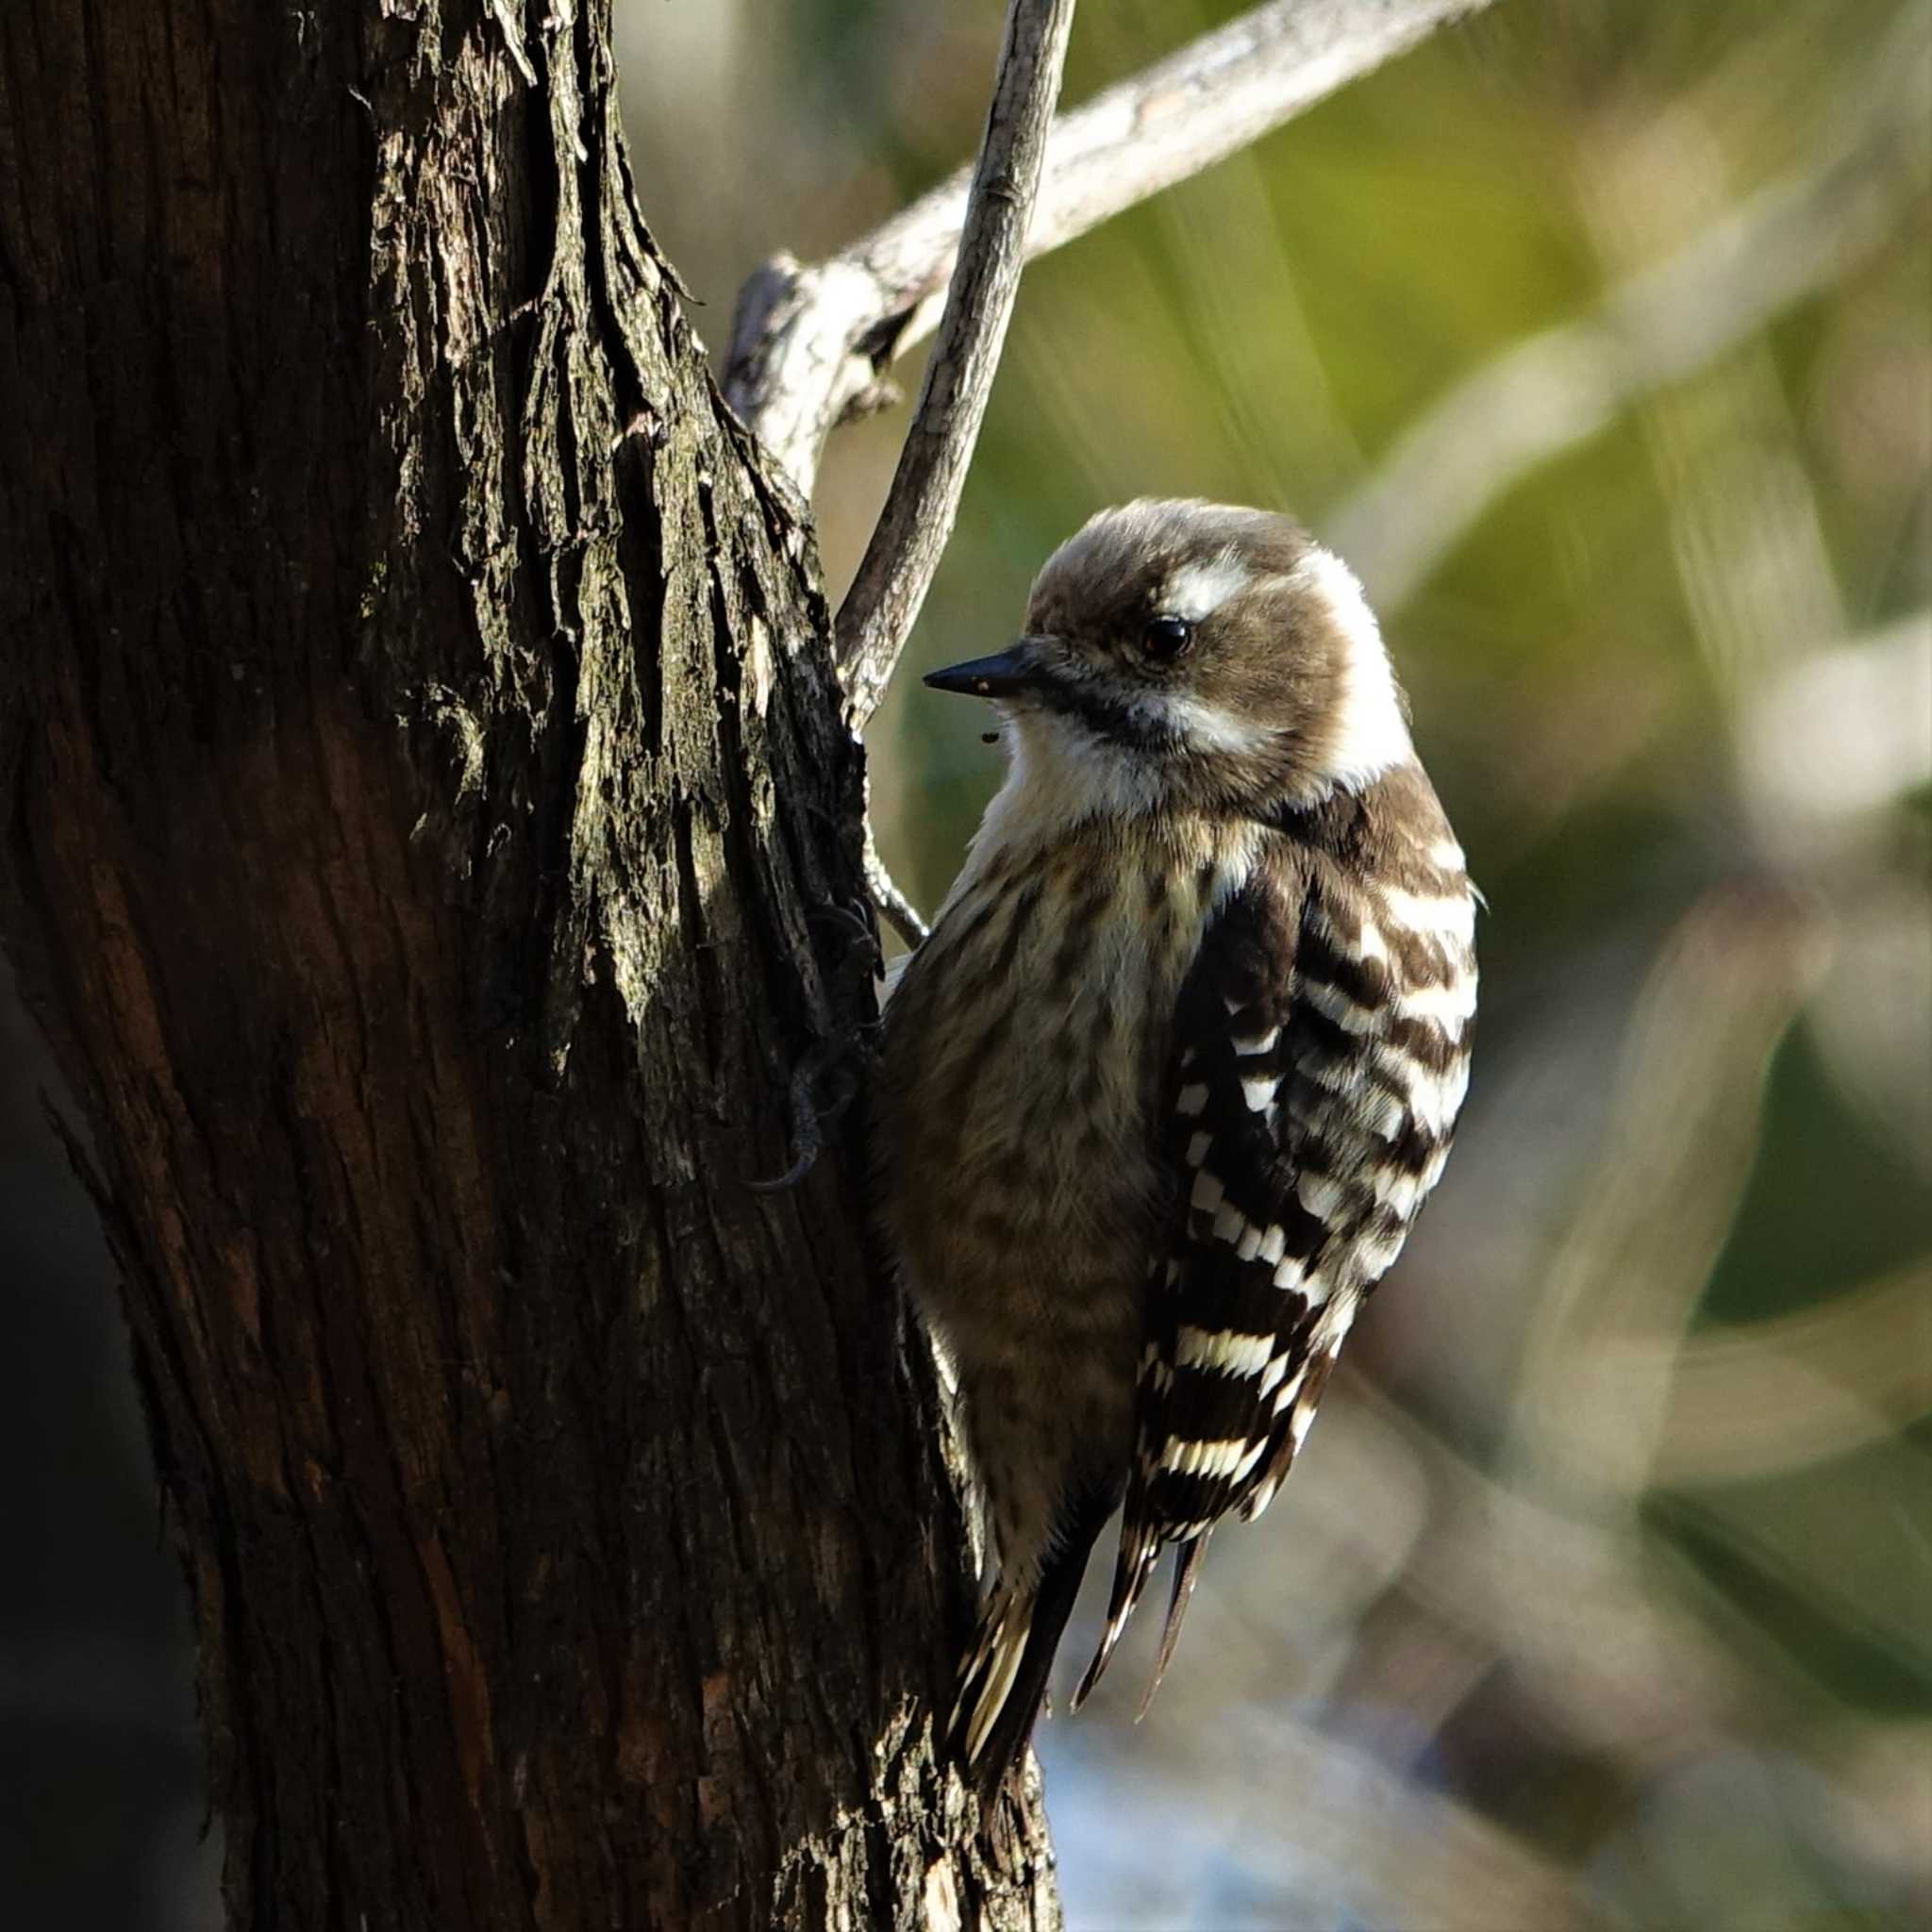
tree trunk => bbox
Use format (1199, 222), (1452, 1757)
(0, 3), (1058, 1924)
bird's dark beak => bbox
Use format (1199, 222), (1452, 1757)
(923, 641), (1045, 700)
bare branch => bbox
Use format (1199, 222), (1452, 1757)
(863, 817), (931, 947)
(1328, 7), (1932, 608)
(724, 0), (1506, 501)
(834, 0), (1077, 731)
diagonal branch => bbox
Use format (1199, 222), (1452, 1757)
(724, 0), (1504, 506)
(832, 0), (1076, 733)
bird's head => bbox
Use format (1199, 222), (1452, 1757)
(925, 499), (1413, 818)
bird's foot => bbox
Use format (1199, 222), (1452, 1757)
(749, 898), (883, 1191)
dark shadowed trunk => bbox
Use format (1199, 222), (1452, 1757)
(0, 3), (1058, 1924)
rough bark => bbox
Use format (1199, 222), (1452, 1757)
(0, 3), (1057, 1926)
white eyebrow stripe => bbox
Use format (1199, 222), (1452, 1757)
(1163, 552), (1251, 622)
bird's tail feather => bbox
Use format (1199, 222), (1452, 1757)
(1070, 1519), (1159, 1712)
(950, 1531), (1098, 1804)
(1138, 1532), (1210, 1718)
(1071, 1524), (1214, 1717)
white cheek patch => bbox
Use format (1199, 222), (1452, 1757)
(1296, 545), (1413, 791)
(1132, 691), (1272, 757)
(1163, 551), (1251, 623)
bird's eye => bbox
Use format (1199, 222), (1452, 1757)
(1141, 615), (1194, 661)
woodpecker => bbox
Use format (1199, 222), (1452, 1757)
(874, 499), (1475, 1799)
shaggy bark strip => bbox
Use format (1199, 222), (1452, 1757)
(0, 2), (1057, 1925)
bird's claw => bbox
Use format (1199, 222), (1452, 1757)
(748, 897), (883, 1191)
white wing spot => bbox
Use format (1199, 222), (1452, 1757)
(1316, 1307), (1357, 1352)
(1372, 1169), (1424, 1221)
(1186, 1130), (1212, 1168)
(1380, 1048), (1470, 1137)
(1234, 1025), (1280, 1057)
(1160, 1436), (1252, 1479)
(1241, 1074), (1278, 1113)
(1356, 1226), (1407, 1277)
(1242, 1476), (1281, 1520)
(1176, 1082), (1210, 1118)
(1303, 979), (1377, 1034)
(1257, 1224), (1287, 1266)
(1381, 886), (1476, 949)
(1174, 1327), (1275, 1377)
(1272, 1364), (1311, 1415)
(1211, 1200), (1247, 1245)
(1190, 1169), (1225, 1217)
(1395, 976), (1477, 1030)
(1298, 1173), (1347, 1223)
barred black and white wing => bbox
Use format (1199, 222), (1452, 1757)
(1074, 812), (1476, 1707)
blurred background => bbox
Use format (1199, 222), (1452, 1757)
(6, 0), (1926, 1924)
